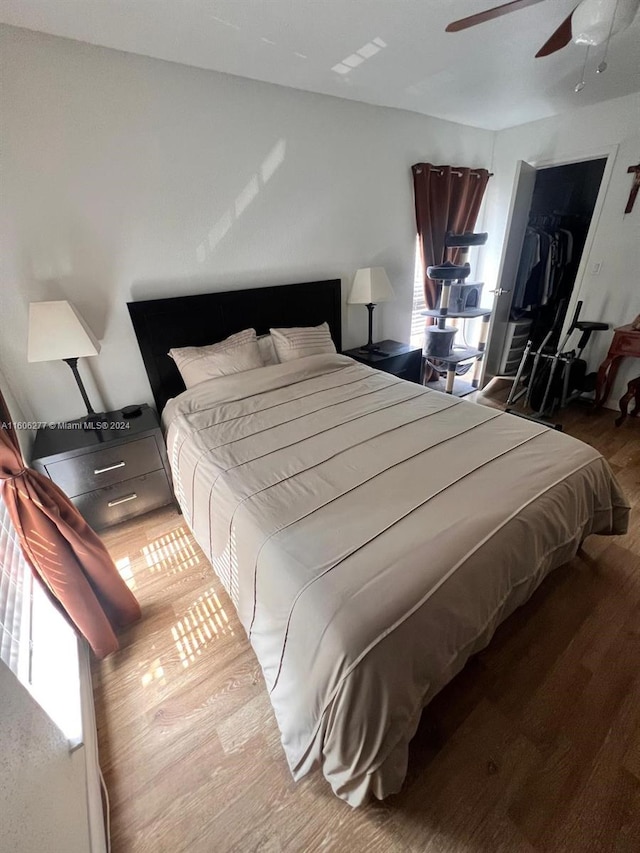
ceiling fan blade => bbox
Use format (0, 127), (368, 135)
(446, 0), (548, 33)
(535, 11), (575, 57)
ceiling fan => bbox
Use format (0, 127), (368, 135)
(446, 0), (640, 58)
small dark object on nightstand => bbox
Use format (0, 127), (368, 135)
(122, 404), (143, 418)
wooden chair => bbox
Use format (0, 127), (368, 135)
(615, 375), (640, 427)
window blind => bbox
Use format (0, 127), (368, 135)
(0, 494), (82, 742)
(0, 498), (32, 683)
(410, 235), (427, 350)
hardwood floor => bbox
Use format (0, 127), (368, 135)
(94, 394), (639, 853)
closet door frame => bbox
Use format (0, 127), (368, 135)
(480, 159), (537, 385)
(479, 143), (618, 388)
(530, 145), (618, 345)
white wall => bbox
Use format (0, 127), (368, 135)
(481, 93), (640, 406)
(0, 25), (493, 423)
(0, 660), (91, 853)
(0, 366), (34, 456)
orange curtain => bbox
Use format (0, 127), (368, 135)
(412, 164), (491, 379)
(0, 389), (141, 658)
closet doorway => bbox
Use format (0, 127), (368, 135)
(482, 155), (609, 386)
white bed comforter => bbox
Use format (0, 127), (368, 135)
(163, 354), (629, 806)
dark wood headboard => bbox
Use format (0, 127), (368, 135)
(128, 279), (342, 413)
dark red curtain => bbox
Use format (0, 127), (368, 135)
(412, 164), (491, 379)
(0, 389), (141, 658)
(412, 164), (491, 306)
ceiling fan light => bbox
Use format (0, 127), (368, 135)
(572, 0), (639, 46)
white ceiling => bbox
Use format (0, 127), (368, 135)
(1, 0), (639, 130)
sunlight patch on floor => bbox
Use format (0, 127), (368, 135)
(115, 555), (136, 590)
(140, 657), (166, 688)
(171, 588), (234, 667)
(141, 527), (200, 575)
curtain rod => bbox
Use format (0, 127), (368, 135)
(428, 168), (494, 178)
(413, 165), (493, 178)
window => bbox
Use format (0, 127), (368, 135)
(0, 497), (82, 744)
(410, 235), (426, 349)
(410, 236), (484, 354)
(0, 501), (31, 682)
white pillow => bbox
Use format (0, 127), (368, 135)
(169, 328), (263, 388)
(270, 322), (336, 363)
(257, 333), (279, 366)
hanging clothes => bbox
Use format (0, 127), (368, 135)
(511, 216), (576, 316)
(513, 227), (540, 309)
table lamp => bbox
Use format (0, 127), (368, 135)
(27, 300), (101, 420)
(348, 267), (395, 353)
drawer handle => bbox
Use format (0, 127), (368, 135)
(107, 493), (137, 508)
(94, 461), (126, 475)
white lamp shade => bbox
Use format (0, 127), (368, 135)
(348, 267), (395, 305)
(27, 301), (101, 362)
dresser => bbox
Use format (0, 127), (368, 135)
(31, 405), (174, 530)
(343, 340), (422, 383)
(594, 324), (640, 408)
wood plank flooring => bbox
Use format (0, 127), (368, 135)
(94, 393), (639, 852)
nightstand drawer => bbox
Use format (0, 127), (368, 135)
(71, 470), (173, 530)
(45, 435), (162, 497)
(378, 351), (422, 383)
(395, 364), (420, 382)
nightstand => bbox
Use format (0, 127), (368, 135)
(343, 340), (422, 383)
(31, 404), (174, 530)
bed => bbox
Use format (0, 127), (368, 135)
(128, 280), (629, 807)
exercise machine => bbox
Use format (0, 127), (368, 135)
(506, 300), (608, 417)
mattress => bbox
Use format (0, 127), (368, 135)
(162, 353), (629, 806)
